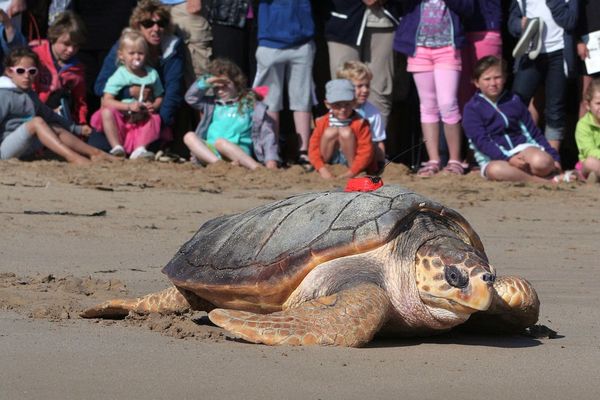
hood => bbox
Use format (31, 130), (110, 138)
(160, 34), (180, 61)
(0, 76), (19, 90)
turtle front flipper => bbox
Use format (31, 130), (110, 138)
(208, 283), (391, 347)
(80, 286), (213, 318)
(460, 276), (540, 333)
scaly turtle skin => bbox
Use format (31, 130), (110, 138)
(81, 185), (539, 347)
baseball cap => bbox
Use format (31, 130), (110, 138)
(325, 79), (355, 103)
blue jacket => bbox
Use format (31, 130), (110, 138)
(393, 0), (474, 56)
(463, 0), (502, 32)
(257, 0), (314, 49)
(94, 34), (184, 127)
(323, 0), (401, 47)
(508, 0), (579, 78)
(0, 25), (26, 71)
(462, 91), (560, 164)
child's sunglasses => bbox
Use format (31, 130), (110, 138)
(139, 18), (168, 29)
(10, 67), (38, 76)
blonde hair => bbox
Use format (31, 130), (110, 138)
(336, 60), (373, 82)
(117, 28), (149, 65)
(585, 77), (600, 102)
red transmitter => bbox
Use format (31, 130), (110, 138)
(344, 176), (384, 192)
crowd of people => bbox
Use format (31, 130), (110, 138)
(0, 0), (599, 184)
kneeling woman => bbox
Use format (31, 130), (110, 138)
(462, 56), (573, 183)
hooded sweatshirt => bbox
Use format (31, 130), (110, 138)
(575, 112), (600, 161)
(0, 76), (82, 142)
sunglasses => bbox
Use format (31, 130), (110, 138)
(139, 18), (168, 29)
(10, 67), (38, 76)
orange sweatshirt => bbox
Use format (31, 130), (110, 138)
(308, 113), (374, 175)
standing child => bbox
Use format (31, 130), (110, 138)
(462, 56), (574, 183)
(31, 11), (89, 126)
(575, 77), (600, 183)
(0, 47), (113, 163)
(394, 0), (474, 177)
(308, 79), (374, 179)
(91, 28), (163, 159)
(336, 60), (387, 170)
(183, 58), (280, 170)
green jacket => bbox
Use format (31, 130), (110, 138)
(576, 112), (600, 161)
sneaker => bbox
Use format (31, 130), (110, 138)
(130, 146), (155, 160)
(512, 17), (540, 59)
(528, 19), (544, 60)
(109, 145), (126, 158)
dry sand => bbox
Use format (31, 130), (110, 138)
(0, 159), (599, 399)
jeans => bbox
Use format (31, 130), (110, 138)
(512, 50), (567, 142)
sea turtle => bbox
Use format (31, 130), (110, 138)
(81, 185), (539, 347)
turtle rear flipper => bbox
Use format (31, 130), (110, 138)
(80, 286), (212, 318)
(208, 283), (391, 347)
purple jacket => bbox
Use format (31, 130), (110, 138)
(463, 0), (502, 32)
(393, 0), (475, 56)
(462, 91), (560, 163)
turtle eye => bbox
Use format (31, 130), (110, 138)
(444, 265), (469, 289)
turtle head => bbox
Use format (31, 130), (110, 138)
(414, 237), (496, 316)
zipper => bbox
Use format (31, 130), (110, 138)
(356, 10), (368, 46)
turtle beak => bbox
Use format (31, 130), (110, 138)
(464, 267), (496, 311)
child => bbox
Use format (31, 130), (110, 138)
(90, 28), (163, 159)
(508, 0), (578, 151)
(575, 77), (600, 183)
(31, 11), (89, 126)
(462, 56), (574, 184)
(394, 0), (474, 177)
(183, 58), (280, 170)
(308, 79), (374, 179)
(0, 47), (113, 164)
(336, 60), (387, 170)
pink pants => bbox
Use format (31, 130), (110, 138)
(458, 30), (503, 109)
(408, 46), (462, 124)
(90, 107), (162, 154)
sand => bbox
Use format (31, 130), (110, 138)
(1, 159), (599, 400)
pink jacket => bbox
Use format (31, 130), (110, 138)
(31, 39), (88, 124)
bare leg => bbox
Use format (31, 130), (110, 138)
(319, 126), (341, 162)
(183, 132), (219, 164)
(27, 117), (89, 164)
(582, 156), (600, 182)
(485, 160), (550, 183)
(100, 108), (122, 148)
(214, 138), (262, 170)
(519, 147), (556, 178)
(52, 125), (118, 162)
(443, 122), (462, 162)
(421, 122), (441, 162)
(293, 110), (312, 152)
(338, 126), (357, 166)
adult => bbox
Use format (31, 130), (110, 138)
(324, 0), (401, 127)
(161, 0), (212, 87)
(94, 0), (184, 148)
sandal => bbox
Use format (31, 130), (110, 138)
(443, 160), (466, 175)
(551, 170), (579, 183)
(417, 160), (441, 177)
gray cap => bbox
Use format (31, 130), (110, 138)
(325, 79), (355, 103)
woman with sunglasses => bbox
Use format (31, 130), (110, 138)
(0, 47), (116, 163)
(93, 0), (184, 150)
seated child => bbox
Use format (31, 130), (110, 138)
(183, 58), (280, 170)
(308, 79), (374, 179)
(0, 47), (113, 164)
(90, 28), (163, 159)
(336, 61), (387, 170)
(462, 56), (573, 184)
(575, 77), (600, 183)
(31, 11), (89, 126)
